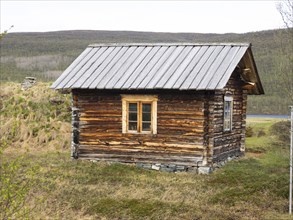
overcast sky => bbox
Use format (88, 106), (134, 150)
(0, 1), (285, 34)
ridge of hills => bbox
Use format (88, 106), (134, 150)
(0, 29), (292, 114)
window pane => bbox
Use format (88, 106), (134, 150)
(142, 112), (151, 122)
(224, 101), (230, 113)
(129, 103), (137, 111)
(142, 122), (151, 131)
(224, 120), (228, 130)
(129, 122), (137, 131)
(224, 100), (232, 131)
(128, 103), (138, 131)
(129, 112), (137, 121)
(142, 103), (151, 112)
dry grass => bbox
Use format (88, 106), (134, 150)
(0, 82), (71, 152)
(10, 149), (290, 220)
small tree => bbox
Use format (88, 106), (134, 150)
(275, 1), (293, 104)
(0, 25), (14, 41)
(276, 0), (293, 29)
(0, 140), (39, 219)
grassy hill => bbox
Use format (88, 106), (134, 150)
(0, 82), (291, 219)
(0, 29), (292, 114)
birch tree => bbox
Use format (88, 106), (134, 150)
(275, 0), (293, 103)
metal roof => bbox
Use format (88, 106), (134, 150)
(51, 43), (262, 93)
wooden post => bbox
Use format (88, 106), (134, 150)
(289, 106), (293, 215)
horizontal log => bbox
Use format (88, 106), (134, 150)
(213, 149), (243, 162)
(158, 123), (204, 129)
(78, 146), (203, 155)
(78, 156), (202, 166)
(80, 113), (121, 117)
(80, 117), (121, 122)
(78, 153), (203, 163)
(158, 115), (205, 120)
(158, 106), (204, 111)
(158, 111), (204, 116)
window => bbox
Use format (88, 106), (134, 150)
(122, 95), (157, 134)
(224, 96), (233, 131)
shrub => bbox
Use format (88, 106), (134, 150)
(257, 129), (266, 137)
(0, 140), (40, 219)
(270, 120), (291, 143)
(246, 126), (254, 137)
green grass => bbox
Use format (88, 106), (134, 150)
(245, 117), (287, 153)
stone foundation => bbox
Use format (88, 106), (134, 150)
(135, 154), (243, 174)
(136, 163), (212, 174)
(89, 154), (243, 174)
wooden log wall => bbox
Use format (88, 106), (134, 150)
(208, 71), (247, 163)
(72, 90), (206, 166)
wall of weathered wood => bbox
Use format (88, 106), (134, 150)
(207, 71), (247, 164)
(72, 90), (206, 167)
(71, 70), (247, 169)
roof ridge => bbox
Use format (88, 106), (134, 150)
(88, 42), (251, 47)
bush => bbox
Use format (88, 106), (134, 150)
(246, 126), (254, 137)
(270, 120), (291, 143)
(257, 129), (266, 137)
(0, 140), (40, 219)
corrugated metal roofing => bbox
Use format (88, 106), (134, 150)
(51, 43), (258, 91)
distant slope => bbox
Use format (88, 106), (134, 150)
(0, 29), (292, 114)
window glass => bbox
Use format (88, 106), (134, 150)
(142, 122), (151, 131)
(128, 103), (138, 131)
(224, 97), (233, 131)
(129, 122), (138, 131)
(129, 103), (137, 111)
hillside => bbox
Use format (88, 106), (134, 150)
(0, 29), (292, 114)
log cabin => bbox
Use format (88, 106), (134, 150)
(51, 43), (264, 173)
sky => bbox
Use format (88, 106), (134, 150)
(0, 1), (286, 34)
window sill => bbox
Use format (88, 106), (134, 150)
(122, 132), (156, 136)
(126, 131), (152, 134)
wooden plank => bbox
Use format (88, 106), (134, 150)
(113, 46), (152, 89)
(78, 156), (202, 166)
(145, 46), (185, 89)
(137, 46), (176, 89)
(52, 47), (92, 89)
(77, 47), (115, 88)
(173, 46), (209, 89)
(88, 47), (126, 89)
(122, 46), (161, 88)
(78, 153), (202, 162)
(96, 47), (137, 88)
(81, 47), (122, 88)
(206, 47), (241, 89)
(128, 46), (169, 88)
(61, 48), (99, 88)
(157, 46), (195, 89)
(105, 47), (146, 89)
(216, 47), (248, 89)
(197, 46), (231, 89)
(188, 46), (223, 89)
(67, 47), (108, 88)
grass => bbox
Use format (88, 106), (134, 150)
(0, 82), (71, 151)
(4, 145), (291, 219)
(1, 82), (293, 219)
